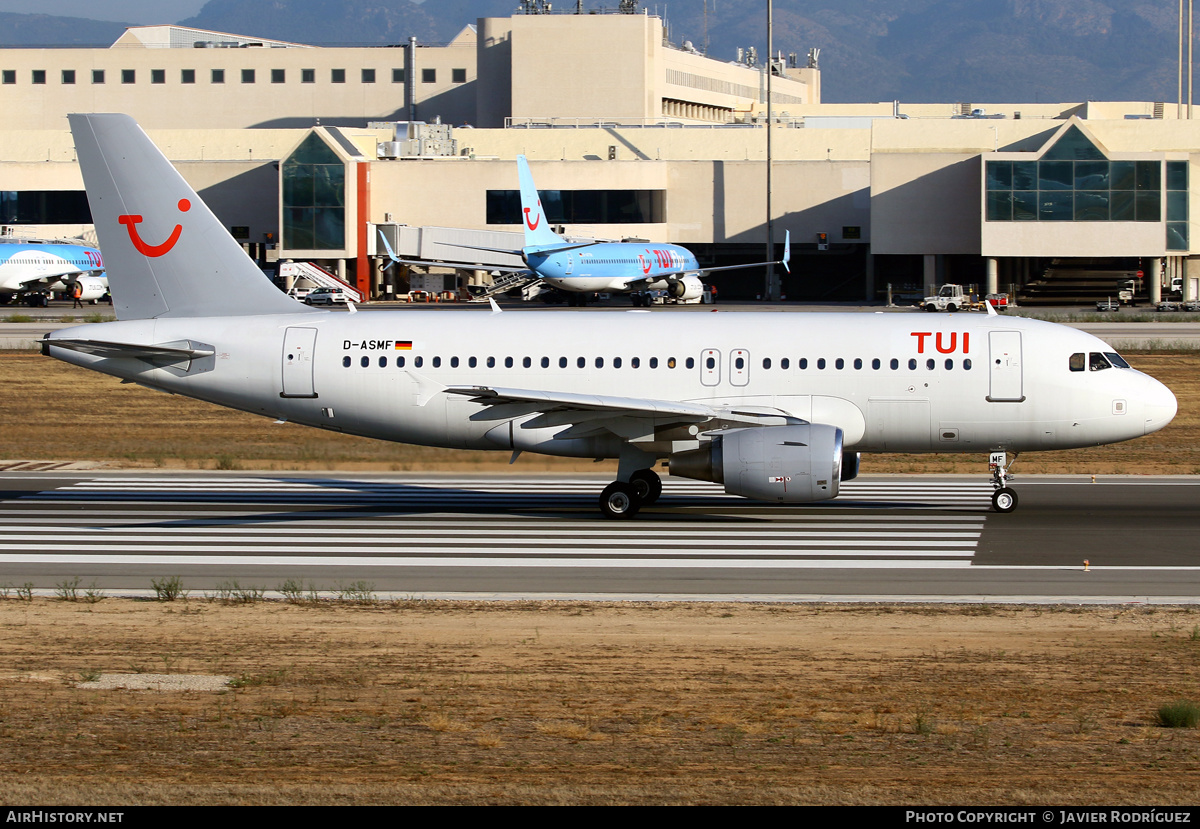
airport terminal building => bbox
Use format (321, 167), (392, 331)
(1, 10), (1197, 303)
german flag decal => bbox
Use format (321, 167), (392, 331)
(395, 341), (413, 350)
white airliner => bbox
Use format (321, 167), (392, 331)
(44, 114), (1177, 518)
(379, 155), (789, 304)
(0, 237), (107, 307)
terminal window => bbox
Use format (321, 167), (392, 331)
(2, 71), (14, 84)
(282, 133), (345, 251)
(422, 68), (436, 83)
(1, 190), (92, 224)
(331, 69), (345, 83)
(361, 68), (375, 83)
(242, 69), (255, 84)
(122, 69), (135, 84)
(92, 69), (104, 84)
(272, 69), (285, 83)
(392, 68), (404, 83)
(487, 189), (665, 225)
(452, 68), (467, 83)
(61, 70), (75, 85)
(211, 69), (224, 84)
(302, 68), (315, 83)
(151, 69), (165, 84)
(987, 128), (1165, 224)
(181, 69), (195, 84)
(31, 70), (45, 84)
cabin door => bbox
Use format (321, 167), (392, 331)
(987, 331), (1024, 402)
(281, 327), (318, 398)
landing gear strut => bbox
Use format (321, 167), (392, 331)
(989, 451), (1018, 513)
(599, 468), (661, 519)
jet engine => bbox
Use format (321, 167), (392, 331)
(666, 274), (704, 300)
(71, 277), (108, 302)
(669, 424), (845, 503)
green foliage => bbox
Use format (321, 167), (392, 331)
(1155, 700), (1200, 728)
(151, 575), (188, 602)
(55, 576), (81, 602)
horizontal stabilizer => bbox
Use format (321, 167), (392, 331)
(42, 337), (213, 363)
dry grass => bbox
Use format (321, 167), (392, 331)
(1, 599), (1199, 805)
(1, 350), (1196, 474)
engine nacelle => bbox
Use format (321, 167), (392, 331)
(72, 276), (108, 301)
(666, 275), (704, 300)
(841, 451), (860, 482)
(669, 424), (844, 503)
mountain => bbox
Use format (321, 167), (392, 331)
(0, 0), (1190, 104)
(0, 12), (131, 45)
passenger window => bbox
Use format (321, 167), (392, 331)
(1089, 352), (1111, 371)
(890, 358), (899, 370)
(685, 357), (693, 369)
(415, 356), (424, 368)
(927, 359), (935, 370)
(577, 357), (585, 368)
(632, 357), (640, 368)
(964, 359), (972, 370)
(451, 356), (459, 368)
(763, 358), (772, 369)
(359, 356), (369, 368)
(781, 358), (790, 369)
(799, 358), (808, 369)
(397, 356), (405, 368)
(342, 356), (351, 368)
(487, 356), (495, 368)
(1070, 352), (1085, 372)
(432, 356), (441, 368)
(379, 356), (388, 368)
(706, 356), (716, 369)
(650, 357), (659, 368)
(945, 359), (953, 370)
(523, 357), (531, 368)
(817, 358), (826, 370)
(505, 357), (514, 368)
(908, 359), (917, 370)
(468, 356), (476, 368)
(668, 357), (676, 369)
(596, 357), (604, 368)
(835, 358), (844, 370)
(872, 358), (881, 370)
(614, 357), (623, 368)
(854, 358), (862, 370)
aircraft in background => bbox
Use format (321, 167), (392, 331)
(378, 155), (789, 305)
(0, 238), (107, 306)
(45, 114), (1176, 519)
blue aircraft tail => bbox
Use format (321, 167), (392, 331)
(517, 155), (568, 250)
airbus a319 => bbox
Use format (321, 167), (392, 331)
(44, 114), (1177, 518)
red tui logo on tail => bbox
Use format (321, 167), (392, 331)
(118, 199), (191, 257)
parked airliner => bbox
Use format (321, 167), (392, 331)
(0, 237), (106, 306)
(44, 114), (1176, 518)
(379, 155), (789, 305)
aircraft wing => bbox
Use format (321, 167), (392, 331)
(42, 337), (214, 363)
(6, 267), (89, 290)
(444, 384), (803, 439)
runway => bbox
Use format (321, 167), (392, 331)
(1, 472), (1197, 601)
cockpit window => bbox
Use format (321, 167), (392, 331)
(1089, 352), (1112, 371)
(1069, 353), (1085, 372)
(1105, 352), (1131, 369)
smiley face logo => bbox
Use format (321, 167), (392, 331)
(523, 199), (542, 231)
(118, 198), (191, 258)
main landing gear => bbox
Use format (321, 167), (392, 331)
(989, 451), (1018, 513)
(599, 468), (662, 519)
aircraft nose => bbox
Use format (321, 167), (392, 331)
(1142, 375), (1178, 436)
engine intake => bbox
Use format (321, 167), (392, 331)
(669, 424), (845, 503)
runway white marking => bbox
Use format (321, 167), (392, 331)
(1, 476), (991, 569)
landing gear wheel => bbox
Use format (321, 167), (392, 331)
(629, 469), (662, 505)
(991, 487), (1018, 513)
(599, 482), (641, 519)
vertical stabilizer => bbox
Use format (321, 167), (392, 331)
(68, 113), (310, 320)
(516, 155), (567, 249)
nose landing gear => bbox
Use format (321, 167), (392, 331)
(989, 451), (1019, 513)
